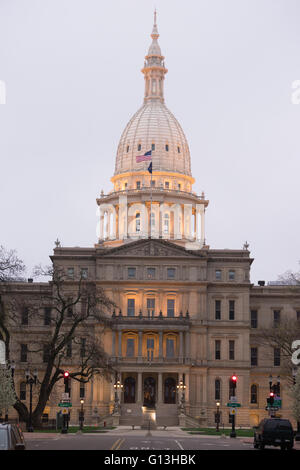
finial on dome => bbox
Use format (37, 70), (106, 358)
(151, 8), (159, 39)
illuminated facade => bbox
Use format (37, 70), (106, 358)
(3, 14), (300, 430)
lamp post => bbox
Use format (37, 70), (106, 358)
(177, 379), (186, 413)
(292, 367), (300, 441)
(215, 402), (220, 432)
(113, 374), (123, 413)
(25, 368), (38, 432)
(79, 399), (84, 431)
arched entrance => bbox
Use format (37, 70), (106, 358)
(143, 376), (156, 408)
(164, 377), (176, 404)
(124, 377), (136, 403)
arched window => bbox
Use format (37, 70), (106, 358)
(135, 213), (140, 232)
(164, 377), (176, 404)
(124, 377), (136, 403)
(215, 379), (221, 400)
(251, 384), (258, 404)
(163, 213), (169, 234)
(138, 143), (141, 151)
(20, 382), (26, 401)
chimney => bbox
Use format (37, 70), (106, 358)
(27, 278), (33, 283)
(258, 280), (265, 286)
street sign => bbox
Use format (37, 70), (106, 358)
(229, 408), (237, 415)
(265, 406), (279, 411)
(58, 402), (72, 407)
(274, 399), (282, 408)
(227, 402), (241, 407)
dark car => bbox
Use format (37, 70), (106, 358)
(253, 418), (294, 450)
(0, 423), (26, 450)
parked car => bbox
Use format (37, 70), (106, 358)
(253, 418), (294, 450)
(0, 423), (26, 450)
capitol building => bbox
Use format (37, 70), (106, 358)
(2, 15), (300, 429)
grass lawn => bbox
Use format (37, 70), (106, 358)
(33, 426), (115, 433)
(181, 427), (254, 437)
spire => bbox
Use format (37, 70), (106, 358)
(141, 10), (168, 104)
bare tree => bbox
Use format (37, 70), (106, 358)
(2, 263), (116, 427)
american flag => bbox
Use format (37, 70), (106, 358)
(136, 150), (152, 163)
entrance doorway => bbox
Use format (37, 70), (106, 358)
(124, 377), (136, 403)
(164, 377), (176, 404)
(143, 376), (156, 408)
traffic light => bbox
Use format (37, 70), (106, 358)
(269, 391), (274, 406)
(63, 371), (70, 392)
(230, 375), (237, 390)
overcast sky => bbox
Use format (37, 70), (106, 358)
(0, 0), (299, 284)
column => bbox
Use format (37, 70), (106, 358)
(118, 331), (122, 358)
(112, 330), (116, 359)
(185, 331), (190, 362)
(138, 331), (143, 363)
(158, 373), (163, 404)
(159, 331), (163, 360)
(185, 373), (190, 404)
(179, 331), (183, 363)
(99, 211), (104, 240)
(137, 372), (142, 404)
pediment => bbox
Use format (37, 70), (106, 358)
(100, 239), (203, 258)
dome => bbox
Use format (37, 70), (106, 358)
(114, 100), (192, 176)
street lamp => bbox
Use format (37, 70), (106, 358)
(177, 379), (186, 413)
(113, 374), (123, 414)
(215, 402), (221, 432)
(25, 368), (38, 432)
(79, 399), (84, 431)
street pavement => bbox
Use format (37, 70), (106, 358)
(23, 426), (300, 451)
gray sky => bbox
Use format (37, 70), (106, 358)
(0, 0), (299, 284)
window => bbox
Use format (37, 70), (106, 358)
(229, 270), (235, 281)
(136, 181), (141, 189)
(138, 143), (141, 151)
(21, 307), (29, 325)
(135, 213), (140, 232)
(44, 307), (51, 326)
(215, 300), (221, 320)
(147, 298), (155, 317)
(124, 182), (128, 189)
(273, 310), (280, 328)
(128, 267), (136, 279)
(229, 300), (235, 320)
(250, 384), (258, 404)
(177, 146), (180, 153)
(163, 213), (170, 234)
(229, 340), (235, 360)
(127, 299), (135, 317)
(79, 383), (85, 399)
(151, 143), (155, 151)
(215, 340), (221, 360)
(251, 310), (258, 328)
(67, 268), (74, 279)
(215, 270), (222, 281)
(178, 184), (181, 190)
(20, 344), (27, 363)
(126, 145), (129, 153)
(80, 338), (86, 358)
(165, 181), (169, 189)
(147, 337), (154, 361)
(43, 345), (50, 363)
(215, 379), (221, 400)
(147, 268), (156, 279)
(151, 180), (156, 187)
(66, 340), (72, 358)
(251, 347), (258, 366)
(80, 268), (88, 280)
(166, 338), (175, 358)
(274, 348), (280, 366)
(126, 338), (135, 357)
(165, 144), (169, 151)
(167, 268), (175, 279)
(297, 311), (300, 321)
(67, 298), (73, 318)
(167, 299), (175, 318)
(20, 382), (26, 401)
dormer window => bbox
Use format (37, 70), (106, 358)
(151, 143), (155, 151)
(136, 213), (141, 232)
(126, 145), (130, 153)
(165, 144), (169, 151)
(138, 143), (141, 151)
(177, 146), (180, 153)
